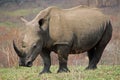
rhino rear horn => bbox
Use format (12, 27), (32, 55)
(20, 16), (28, 23)
(13, 40), (25, 57)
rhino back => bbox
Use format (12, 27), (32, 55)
(49, 7), (109, 51)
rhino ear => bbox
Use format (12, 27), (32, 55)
(38, 19), (44, 27)
(38, 18), (48, 31)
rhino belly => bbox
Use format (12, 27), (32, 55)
(71, 31), (103, 53)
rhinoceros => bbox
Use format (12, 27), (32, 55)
(13, 5), (112, 74)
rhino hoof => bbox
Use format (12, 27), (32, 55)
(57, 68), (70, 73)
(39, 70), (52, 75)
(85, 66), (97, 70)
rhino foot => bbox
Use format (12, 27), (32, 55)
(39, 70), (51, 75)
(85, 65), (97, 70)
(57, 68), (70, 73)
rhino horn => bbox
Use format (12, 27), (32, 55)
(13, 40), (25, 57)
(20, 16), (28, 23)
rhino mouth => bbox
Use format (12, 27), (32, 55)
(19, 61), (33, 67)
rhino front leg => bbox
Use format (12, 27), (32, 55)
(57, 44), (70, 73)
(39, 49), (51, 74)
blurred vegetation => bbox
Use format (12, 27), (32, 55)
(3, 8), (40, 17)
(0, 21), (18, 27)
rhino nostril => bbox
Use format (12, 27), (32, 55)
(26, 61), (32, 67)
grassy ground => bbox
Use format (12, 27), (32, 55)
(0, 65), (120, 80)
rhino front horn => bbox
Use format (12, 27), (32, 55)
(13, 40), (25, 57)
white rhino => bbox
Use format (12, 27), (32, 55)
(13, 5), (112, 74)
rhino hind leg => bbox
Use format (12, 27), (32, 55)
(57, 44), (70, 73)
(39, 49), (51, 74)
(86, 48), (96, 70)
(86, 46), (103, 70)
(86, 22), (112, 70)
(86, 42), (108, 70)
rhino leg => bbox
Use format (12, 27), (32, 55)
(39, 48), (51, 74)
(57, 45), (70, 73)
(86, 22), (112, 70)
(86, 48), (96, 69)
(86, 43), (107, 70)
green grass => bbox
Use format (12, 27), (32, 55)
(0, 65), (120, 80)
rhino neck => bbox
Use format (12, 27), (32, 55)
(42, 28), (55, 49)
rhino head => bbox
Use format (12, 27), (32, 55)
(13, 7), (55, 67)
(13, 9), (50, 67)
